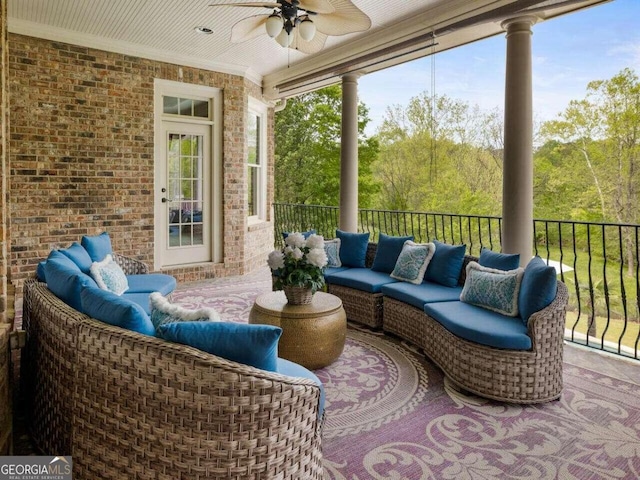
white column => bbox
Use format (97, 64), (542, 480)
(339, 73), (360, 232)
(501, 16), (536, 266)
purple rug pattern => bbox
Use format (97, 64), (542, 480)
(173, 272), (640, 480)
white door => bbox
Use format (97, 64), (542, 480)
(159, 122), (211, 265)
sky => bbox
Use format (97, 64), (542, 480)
(357, 0), (640, 136)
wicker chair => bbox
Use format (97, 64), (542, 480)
(21, 277), (324, 479)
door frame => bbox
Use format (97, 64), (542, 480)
(153, 79), (223, 270)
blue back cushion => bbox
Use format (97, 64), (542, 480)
(371, 233), (414, 273)
(44, 250), (97, 312)
(336, 230), (370, 268)
(81, 232), (113, 262)
(518, 256), (558, 324)
(479, 248), (520, 271)
(36, 261), (47, 282)
(424, 240), (466, 287)
(81, 286), (155, 336)
(157, 321), (282, 372)
(59, 242), (93, 274)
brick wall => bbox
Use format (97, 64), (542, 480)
(8, 34), (274, 289)
(0, 0), (8, 322)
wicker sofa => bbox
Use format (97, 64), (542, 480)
(21, 254), (324, 479)
(326, 241), (568, 404)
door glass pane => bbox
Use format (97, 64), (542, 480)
(194, 100), (209, 118)
(167, 131), (205, 249)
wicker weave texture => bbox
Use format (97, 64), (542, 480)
(386, 282), (568, 404)
(23, 276), (324, 479)
(112, 253), (149, 275)
(326, 285), (383, 328)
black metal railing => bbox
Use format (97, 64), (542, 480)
(273, 202), (640, 360)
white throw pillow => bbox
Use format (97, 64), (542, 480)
(90, 254), (129, 295)
(149, 291), (220, 333)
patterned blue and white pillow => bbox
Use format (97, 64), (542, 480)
(460, 261), (524, 317)
(390, 241), (436, 284)
(324, 238), (342, 267)
(89, 254), (129, 295)
(150, 291), (220, 333)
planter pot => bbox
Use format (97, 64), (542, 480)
(283, 286), (314, 305)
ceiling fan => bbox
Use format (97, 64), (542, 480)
(208, 0), (371, 54)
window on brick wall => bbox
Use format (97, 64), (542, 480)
(248, 98), (267, 222)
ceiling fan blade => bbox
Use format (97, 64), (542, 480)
(296, 0), (335, 14)
(230, 15), (269, 43)
(208, 2), (279, 8)
(312, 0), (371, 36)
(291, 31), (328, 54)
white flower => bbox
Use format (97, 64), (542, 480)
(307, 248), (328, 268)
(306, 234), (324, 250)
(285, 232), (306, 249)
(267, 250), (285, 270)
(291, 247), (304, 260)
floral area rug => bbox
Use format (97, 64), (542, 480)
(173, 272), (640, 480)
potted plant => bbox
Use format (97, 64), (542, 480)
(267, 232), (327, 304)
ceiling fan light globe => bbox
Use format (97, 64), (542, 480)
(265, 13), (283, 38)
(275, 29), (293, 47)
(298, 18), (316, 41)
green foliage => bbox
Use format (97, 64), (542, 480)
(274, 85), (380, 207)
(373, 93), (503, 215)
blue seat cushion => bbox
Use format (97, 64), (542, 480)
(336, 230), (370, 268)
(59, 242), (93, 274)
(371, 233), (414, 274)
(423, 301), (532, 350)
(276, 358), (325, 418)
(44, 250), (97, 312)
(126, 273), (177, 296)
(381, 281), (463, 310)
(519, 256), (558, 324)
(81, 286), (155, 336)
(122, 292), (154, 315)
(479, 248), (521, 271)
(424, 240), (466, 287)
(323, 266), (350, 278)
(81, 232), (113, 262)
(157, 321), (282, 372)
(325, 268), (398, 294)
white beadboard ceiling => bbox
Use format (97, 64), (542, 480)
(8, 0), (609, 100)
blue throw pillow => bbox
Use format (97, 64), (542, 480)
(157, 321), (282, 372)
(81, 232), (113, 262)
(460, 262), (524, 316)
(479, 248), (521, 271)
(59, 242), (93, 274)
(36, 261), (47, 282)
(424, 240), (467, 287)
(336, 230), (370, 268)
(371, 233), (414, 273)
(518, 256), (558, 324)
(44, 251), (97, 312)
(390, 241), (435, 284)
(81, 286), (155, 336)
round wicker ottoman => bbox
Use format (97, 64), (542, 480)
(249, 291), (347, 370)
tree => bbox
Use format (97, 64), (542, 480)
(541, 68), (640, 274)
(373, 92), (504, 215)
(274, 85), (379, 207)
